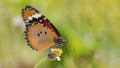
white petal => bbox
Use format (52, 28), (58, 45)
(51, 48), (55, 52)
(56, 57), (61, 61)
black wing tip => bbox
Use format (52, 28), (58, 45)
(22, 5), (33, 10)
(22, 5), (39, 14)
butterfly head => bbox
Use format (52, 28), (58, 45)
(54, 37), (66, 46)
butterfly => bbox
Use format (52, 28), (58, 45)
(22, 5), (66, 51)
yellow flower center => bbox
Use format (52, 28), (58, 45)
(53, 48), (63, 57)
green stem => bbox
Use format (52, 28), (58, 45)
(34, 56), (49, 68)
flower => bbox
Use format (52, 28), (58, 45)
(48, 48), (63, 61)
(34, 48), (63, 68)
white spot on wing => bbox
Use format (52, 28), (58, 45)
(26, 8), (29, 10)
(28, 16), (33, 20)
(36, 13), (42, 17)
(32, 13), (43, 19)
(39, 19), (43, 22)
(29, 7), (32, 9)
(26, 20), (29, 22)
(43, 18), (47, 20)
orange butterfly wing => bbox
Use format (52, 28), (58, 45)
(22, 6), (65, 51)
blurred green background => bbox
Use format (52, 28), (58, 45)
(0, 0), (120, 68)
